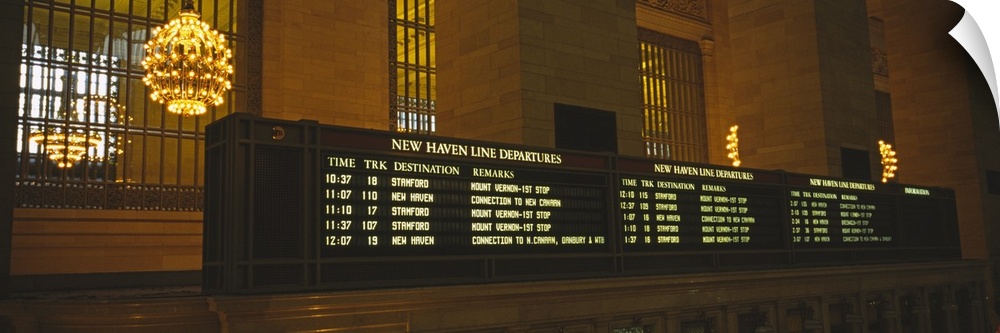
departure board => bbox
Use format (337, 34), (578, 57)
(203, 114), (961, 294)
(785, 174), (896, 247)
(311, 124), (618, 259)
(319, 152), (610, 256)
(617, 158), (785, 250)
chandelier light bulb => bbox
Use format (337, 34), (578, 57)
(142, 0), (233, 117)
(726, 125), (741, 167)
(878, 140), (898, 183)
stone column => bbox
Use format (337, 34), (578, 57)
(728, 0), (877, 176)
(0, 0), (24, 297)
(436, 0), (644, 155)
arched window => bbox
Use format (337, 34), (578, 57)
(638, 28), (707, 162)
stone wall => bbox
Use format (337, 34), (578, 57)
(261, 0), (390, 129)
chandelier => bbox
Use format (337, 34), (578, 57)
(29, 128), (102, 168)
(725, 125), (741, 167)
(27, 95), (123, 168)
(878, 140), (898, 183)
(142, 0), (233, 117)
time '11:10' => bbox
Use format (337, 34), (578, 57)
(326, 204), (353, 214)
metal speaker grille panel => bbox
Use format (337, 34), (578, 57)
(253, 264), (304, 287)
(204, 147), (223, 262)
(253, 146), (303, 259)
(202, 266), (222, 290)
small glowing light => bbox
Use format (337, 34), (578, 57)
(726, 125), (741, 167)
(878, 140), (898, 183)
(142, 0), (233, 117)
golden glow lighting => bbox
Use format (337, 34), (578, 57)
(28, 95), (124, 168)
(142, 0), (233, 117)
(726, 125), (741, 167)
(878, 140), (898, 183)
(29, 128), (102, 168)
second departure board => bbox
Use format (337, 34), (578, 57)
(617, 158), (785, 250)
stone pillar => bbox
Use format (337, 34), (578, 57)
(0, 0), (23, 297)
(436, 0), (644, 156)
(729, 0), (877, 176)
(261, 0), (390, 129)
(700, 37), (725, 164)
(703, 0), (737, 166)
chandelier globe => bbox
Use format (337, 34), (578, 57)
(142, 0), (233, 117)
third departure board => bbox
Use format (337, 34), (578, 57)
(785, 174), (896, 247)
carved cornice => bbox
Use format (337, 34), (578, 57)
(637, 0), (708, 21)
(635, 2), (712, 43)
(638, 27), (702, 55)
(871, 47), (888, 77)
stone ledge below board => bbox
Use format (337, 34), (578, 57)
(10, 270), (200, 295)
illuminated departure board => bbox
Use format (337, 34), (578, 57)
(785, 174), (896, 247)
(204, 114), (961, 294)
(616, 158), (785, 250)
(318, 152), (609, 256)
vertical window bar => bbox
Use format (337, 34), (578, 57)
(69, 0), (79, 185)
(46, 6), (57, 184)
(660, 67), (668, 156)
(413, 2), (421, 133)
(99, 5), (111, 184)
(657, 56), (663, 157)
(669, 48), (678, 158)
(403, 0), (411, 131)
(659, 45), (669, 158)
(653, 43), (664, 158)
(425, 0), (434, 133)
(85, 0), (96, 186)
(20, 6), (34, 181)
